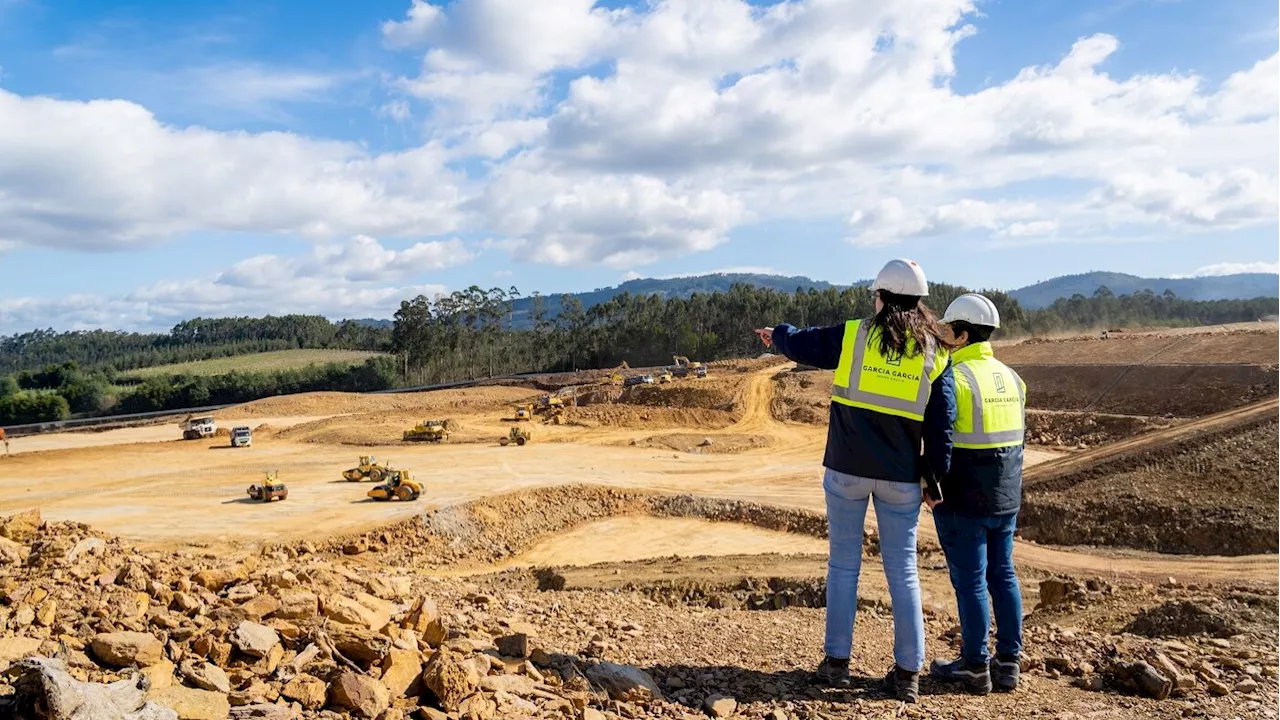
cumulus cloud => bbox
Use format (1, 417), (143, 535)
(0, 236), (461, 333)
(3, 0), (1278, 332)
(480, 162), (745, 267)
(0, 89), (465, 251)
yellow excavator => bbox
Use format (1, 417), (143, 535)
(343, 455), (391, 482)
(598, 361), (630, 386)
(656, 368), (673, 384)
(673, 355), (708, 378)
(366, 468), (423, 502)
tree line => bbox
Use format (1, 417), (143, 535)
(2, 283), (1274, 425)
(0, 315), (391, 375)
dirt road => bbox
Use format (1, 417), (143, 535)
(1, 362), (1273, 584)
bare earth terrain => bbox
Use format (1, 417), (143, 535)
(0, 325), (1276, 720)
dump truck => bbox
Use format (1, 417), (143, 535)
(181, 415), (216, 441)
(403, 419), (450, 442)
(343, 455), (392, 482)
(229, 426), (252, 448)
(246, 471), (288, 502)
(366, 469), (422, 502)
(499, 426), (531, 446)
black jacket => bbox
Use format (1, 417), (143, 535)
(772, 322), (955, 484)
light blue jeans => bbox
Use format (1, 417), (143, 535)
(823, 468), (925, 671)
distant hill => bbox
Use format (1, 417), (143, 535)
(1009, 272), (1279, 309)
(503, 274), (844, 327)
(346, 270), (1278, 326)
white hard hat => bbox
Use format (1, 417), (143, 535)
(870, 258), (929, 296)
(942, 293), (1000, 328)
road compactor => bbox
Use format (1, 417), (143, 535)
(246, 471), (288, 502)
(343, 455), (392, 482)
(499, 426), (531, 446)
(366, 468), (422, 502)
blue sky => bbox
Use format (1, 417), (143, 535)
(0, 0), (1276, 331)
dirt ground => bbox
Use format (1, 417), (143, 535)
(0, 324), (1276, 719)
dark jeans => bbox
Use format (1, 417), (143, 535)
(932, 508), (1023, 664)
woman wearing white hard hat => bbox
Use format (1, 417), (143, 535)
(928, 293), (1027, 695)
(755, 259), (956, 703)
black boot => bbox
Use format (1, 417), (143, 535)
(883, 665), (919, 703)
(813, 656), (850, 687)
(991, 653), (1020, 692)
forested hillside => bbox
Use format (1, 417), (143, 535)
(2, 281), (1275, 425)
(1011, 272), (1279, 309)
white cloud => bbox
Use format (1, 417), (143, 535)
(480, 161), (745, 267)
(0, 89), (465, 251)
(3, 0), (1279, 333)
(0, 236), (462, 332)
(1181, 261), (1280, 277)
(847, 198), (1043, 246)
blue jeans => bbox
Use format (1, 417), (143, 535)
(932, 507), (1024, 664)
(823, 468), (925, 671)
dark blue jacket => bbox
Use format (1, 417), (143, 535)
(773, 322), (955, 485)
(943, 445), (1023, 517)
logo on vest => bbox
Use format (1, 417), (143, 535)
(993, 372), (1007, 394)
(885, 354), (902, 367)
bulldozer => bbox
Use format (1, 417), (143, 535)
(403, 419), (450, 443)
(499, 426), (531, 446)
(343, 455), (393, 482)
(246, 471), (288, 502)
(366, 468), (423, 502)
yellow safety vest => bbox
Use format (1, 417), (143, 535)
(951, 342), (1026, 449)
(831, 319), (949, 421)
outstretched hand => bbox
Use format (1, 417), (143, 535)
(754, 328), (774, 348)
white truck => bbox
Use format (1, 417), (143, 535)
(230, 426), (252, 448)
(181, 416), (217, 441)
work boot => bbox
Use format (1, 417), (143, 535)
(930, 656), (993, 695)
(883, 665), (919, 703)
(991, 653), (1020, 692)
(813, 656), (850, 687)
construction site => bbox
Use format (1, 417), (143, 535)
(0, 324), (1276, 720)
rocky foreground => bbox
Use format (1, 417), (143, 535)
(0, 508), (1277, 720)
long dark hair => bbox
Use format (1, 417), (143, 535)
(871, 290), (946, 360)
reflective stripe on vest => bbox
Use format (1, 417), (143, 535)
(952, 359), (1025, 449)
(831, 319), (946, 421)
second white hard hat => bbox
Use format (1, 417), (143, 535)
(942, 293), (1001, 328)
(870, 258), (929, 296)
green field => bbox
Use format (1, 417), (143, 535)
(121, 349), (387, 379)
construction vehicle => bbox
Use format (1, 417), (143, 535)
(366, 468), (423, 502)
(598, 361), (630, 386)
(403, 419), (450, 442)
(499, 426), (531, 446)
(246, 471), (288, 502)
(343, 455), (392, 482)
(672, 355), (708, 379)
(507, 403), (535, 422)
(181, 415), (216, 441)
(656, 369), (673, 384)
(229, 426), (252, 448)
(543, 405), (567, 425)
